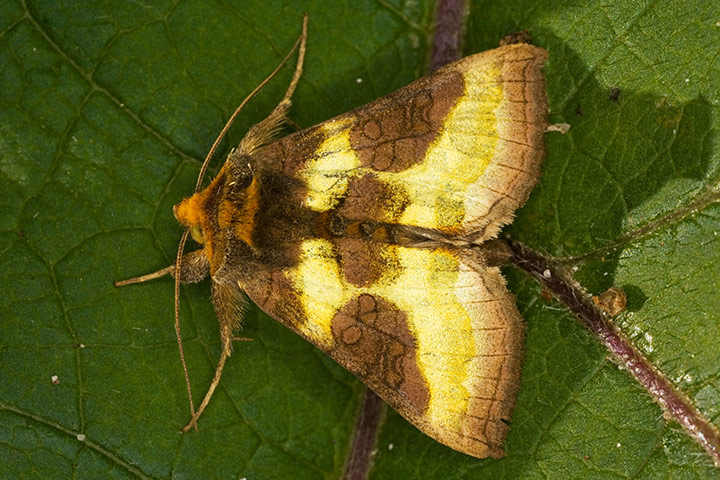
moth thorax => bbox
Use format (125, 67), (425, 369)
(226, 156), (254, 187)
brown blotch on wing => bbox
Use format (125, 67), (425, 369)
(335, 238), (386, 288)
(348, 71), (464, 172)
(335, 238), (401, 288)
(341, 172), (409, 223)
(331, 294), (429, 413)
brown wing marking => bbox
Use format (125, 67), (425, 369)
(347, 70), (465, 172)
(340, 173), (410, 223)
(331, 293), (430, 414)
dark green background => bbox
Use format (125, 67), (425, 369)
(1, 0), (719, 478)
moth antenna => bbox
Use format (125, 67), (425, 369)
(238, 15), (307, 154)
(174, 226), (198, 430)
(280, 13), (307, 105)
(193, 13), (308, 193)
(180, 349), (229, 433)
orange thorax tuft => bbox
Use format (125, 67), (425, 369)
(174, 191), (209, 228)
(174, 183), (217, 262)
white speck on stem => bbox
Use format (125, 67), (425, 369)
(643, 332), (654, 353)
(77, 434), (86, 441)
(543, 269), (551, 279)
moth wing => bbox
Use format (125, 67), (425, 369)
(241, 239), (524, 459)
(251, 43), (547, 242)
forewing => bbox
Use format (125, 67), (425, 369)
(241, 240), (524, 459)
(251, 43), (547, 241)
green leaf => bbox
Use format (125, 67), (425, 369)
(1, 0), (718, 478)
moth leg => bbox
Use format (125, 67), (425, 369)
(237, 14), (308, 154)
(181, 349), (229, 433)
(180, 335), (252, 433)
(114, 249), (209, 286)
(181, 282), (247, 433)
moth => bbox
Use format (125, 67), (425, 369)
(117, 17), (548, 459)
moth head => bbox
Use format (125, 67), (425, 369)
(174, 191), (211, 242)
(173, 181), (218, 261)
(173, 159), (260, 265)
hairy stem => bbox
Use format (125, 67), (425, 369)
(505, 237), (720, 466)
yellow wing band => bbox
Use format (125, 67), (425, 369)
(288, 239), (474, 430)
(389, 65), (503, 230)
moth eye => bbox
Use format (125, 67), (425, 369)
(190, 225), (205, 244)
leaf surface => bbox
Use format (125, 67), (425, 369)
(0, 0), (718, 478)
